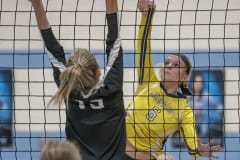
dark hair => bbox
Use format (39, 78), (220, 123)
(178, 54), (192, 75)
(172, 54), (192, 95)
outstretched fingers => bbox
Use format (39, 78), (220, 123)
(197, 139), (223, 159)
(211, 145), (223, 152)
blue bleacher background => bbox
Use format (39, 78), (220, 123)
(0, 49), (239, 68)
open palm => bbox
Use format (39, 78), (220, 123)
(198, 139), (223, 158)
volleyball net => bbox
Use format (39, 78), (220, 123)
(0, 0), (239, 159)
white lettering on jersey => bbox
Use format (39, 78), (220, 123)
(75, 99), (104, 109)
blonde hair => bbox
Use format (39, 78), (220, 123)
(49, 48), (99, 105)
(40, 140), (81, 160)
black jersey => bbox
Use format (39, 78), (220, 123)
(41, 13), (125, 160)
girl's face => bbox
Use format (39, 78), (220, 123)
(160, 55), (188, 83)
(193, 75), (204, 92)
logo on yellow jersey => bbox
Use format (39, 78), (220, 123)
(149, 91), (174, 113)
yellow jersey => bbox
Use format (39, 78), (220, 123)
(126, 9), (200, 158)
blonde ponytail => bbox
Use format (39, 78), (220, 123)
(49, 48), (99, 106)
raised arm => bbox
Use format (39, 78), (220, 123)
(30, 0), (49, 29)
(105, 0), (121, 57)
(29, 0), (66, 86)
(136, 1), (157, 93)
(101, 0), (123, 91)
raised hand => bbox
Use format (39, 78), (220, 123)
(138, 0), (155, 16)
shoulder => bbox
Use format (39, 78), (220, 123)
(136, 82), (161, 95)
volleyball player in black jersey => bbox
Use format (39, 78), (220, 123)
(28, 0), (125, 159)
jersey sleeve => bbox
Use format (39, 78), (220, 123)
(136, 9), (158, 94)
(180, 105), (201, 158)
(101, 13), (123, 93)
(40, 28), (66, 86)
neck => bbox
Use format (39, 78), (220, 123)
(162, 82), (179, 95)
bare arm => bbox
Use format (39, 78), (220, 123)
(106, 0), (118, 14)
(135, 1), (157, 95)
(102, 0), (123, 91)
(29, 0), (50, 29)
(28, 0), (66, 86)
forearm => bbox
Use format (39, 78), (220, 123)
(31, 0), (50, 30)
(106, 0), (120, 55)
(28, 0), (65, 85)
(137, 8), (157, 84)
(41, 28), (66, 86)
(180, 110), (200, 157)
(106, 13), (119, 43)
(106, 0), (118, 14)
(40, 28), (63, 54)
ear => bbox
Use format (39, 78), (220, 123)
(95, 68), (101, 78)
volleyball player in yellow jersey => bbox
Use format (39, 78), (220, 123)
(125, 0), (223, 160)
